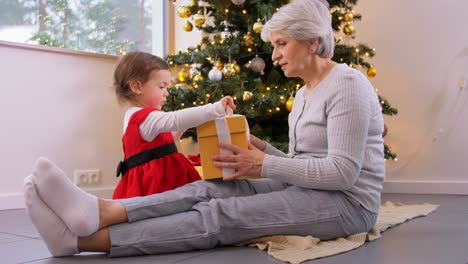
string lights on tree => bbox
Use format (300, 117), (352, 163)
(167, 0), (398, 159)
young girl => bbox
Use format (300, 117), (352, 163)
(112, 51), (235, 199)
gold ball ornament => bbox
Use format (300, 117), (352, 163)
(253, 19), (264, 34)
(343, 24), (355, 36)
(177, 69), (190, 82)
(367, 67), (377, 78)
(222, 63), (236, 78)
(244, 32), (254, 47)
(285, 96), (294, 112)
(189, 0), (198, 7)
(183, 21), (193, 32)
(243, 91), (253, 101)
(177, 5), (192, 19)
(344, 11), (354, 22)
(193, 74), (204, 82)
(233, 62), (241, 74)
(193, 11), (206, 27)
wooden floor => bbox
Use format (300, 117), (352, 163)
(1, 193), (467, 264)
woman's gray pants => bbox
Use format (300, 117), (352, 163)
(108, 178), (377, 257)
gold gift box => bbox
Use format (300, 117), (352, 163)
(196, 115), (256, 180)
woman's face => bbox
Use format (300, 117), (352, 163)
(270, 31), (312, 78)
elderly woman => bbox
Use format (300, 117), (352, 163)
(24, 0), (385, 257)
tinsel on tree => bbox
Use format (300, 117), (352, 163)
(166, 0), (398, 160)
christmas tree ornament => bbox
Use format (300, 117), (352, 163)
(231, 0), (246, 5)
(243, 91), (253, 101)
(343, 24), (355, 36)
(244, 32), (254, 47)
(189, 66), (200, 78)
(183, 21), (193, 32)
(208, 67), (223, 81)
(165, 0), (398, 159)
(198, 38), (206, 46)
(193, 74), (204, 82)
(285, 96), (294, 112)
(189, 0), (198, 7)
(222, 63), (236, 77)
(253, 18), (264, 34)
(249, 56), (266, 75)
(171, 76), (180, 85)
(193, 10), (206, 27)
(199, 43), (207, 50)
(177, 68), (190, 82)
(215, 58), (224, 70)
(367, 67), (377, 78)
(344, 11), (354, 22)
(233, 61), (241, 74)
(177, 5), (192, 19)
(221, 27), (232, 40)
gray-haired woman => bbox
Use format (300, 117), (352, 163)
(24, 0), (385, 257)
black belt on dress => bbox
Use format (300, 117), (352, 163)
(116, 143), (178, 177)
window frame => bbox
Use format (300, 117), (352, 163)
(0, 1), (169, 58)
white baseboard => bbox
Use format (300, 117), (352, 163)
(0, 193), (24, 210)
(383, 180), (468, 195)
(0, 186), (115, 211)
(2, 181), (467, 210)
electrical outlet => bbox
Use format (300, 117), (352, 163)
(73, 169), (101, 186)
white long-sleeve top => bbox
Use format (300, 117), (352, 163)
(261, 63), (385, 213)
(123, 102), (226, 141)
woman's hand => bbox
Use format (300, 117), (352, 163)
(219, 96), (236, 112)
(212, 142), (265, 181)
(249, 134), (267, 151)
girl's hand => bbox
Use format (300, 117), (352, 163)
(249, 134), (267, 151)
(219, 96), (236, 112)
(212, 142), (265, 181)
(172, 130), (185, 141)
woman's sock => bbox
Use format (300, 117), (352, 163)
(24, 175), (78, 257)
(32, 157), (99, 236)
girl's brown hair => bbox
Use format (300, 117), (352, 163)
(113, 51), (170, 104)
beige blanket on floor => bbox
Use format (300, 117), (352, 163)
(243, 201), (439, 264)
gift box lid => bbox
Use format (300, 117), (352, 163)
(197, 115), (248, 138)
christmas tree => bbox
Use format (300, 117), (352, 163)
(166, 0), (398, 160)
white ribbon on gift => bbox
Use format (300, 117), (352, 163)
(214, 110), (250, 177)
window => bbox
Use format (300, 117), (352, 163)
(0, 0), (167, 56)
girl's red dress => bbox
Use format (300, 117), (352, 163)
(112, 108), (201, 199)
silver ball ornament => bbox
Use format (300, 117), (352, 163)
(249, 56), (266, 75)
(231, 0), (246, 5)
(221, 28), (232, 40)
(189, 67), (200, 78)
(208, 67), (223, 81)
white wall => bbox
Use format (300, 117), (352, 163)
(355, 0), (468, 193)
(0, 42), (123, 209)
(172, 0), (468, 194)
